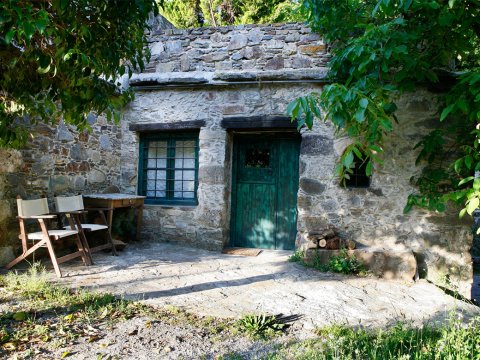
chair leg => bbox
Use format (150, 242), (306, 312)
(44, 237), (62, 278)
(98, 210), (117, 256)
(106, 230), (118, 256)
(73, 215), (93, 265)
(5, 241), (47, 270)
(74, 232), (93, 266)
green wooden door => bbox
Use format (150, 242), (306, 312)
(231, 134), (300, 250)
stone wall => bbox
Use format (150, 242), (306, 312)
(0, 117), (122, 253)
(296, 90), (473, 297)
(145, 22), (329, 73)
(121, 83), (321, 251)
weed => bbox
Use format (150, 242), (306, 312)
(288, 250), (304, 263)
(237, 314), (285, 339)
(289, 248), (365, 275)
(327, 249), (365, 275)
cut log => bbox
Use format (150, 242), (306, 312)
(325, 237), (341, 250)
(319, 239), (327, 248)
(323, 229), (336, 239)
(346, 240), (356, 250)
(307, 241), (319, 249)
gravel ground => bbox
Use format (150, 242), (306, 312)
(43, 316), (292, 360)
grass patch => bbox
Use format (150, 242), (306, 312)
(264, 318), (480, 359)
(289, 249), (366, 276)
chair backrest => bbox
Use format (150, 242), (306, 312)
(54, 195), (85, 212)
(17, 198), (50, 217)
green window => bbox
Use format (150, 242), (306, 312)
(138, 132), (199, 205)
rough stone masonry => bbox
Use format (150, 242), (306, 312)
(0, 21), (474, 298)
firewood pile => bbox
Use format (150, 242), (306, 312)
(306, 227), (356, 250)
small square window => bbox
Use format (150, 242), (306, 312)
(345, 153), (371, 188)
(245, 149), (270, 168)
(139, 132), (199, 205)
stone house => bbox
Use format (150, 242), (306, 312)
(0, 21), (474, 298)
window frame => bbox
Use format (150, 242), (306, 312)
(138, 131), (200, 206)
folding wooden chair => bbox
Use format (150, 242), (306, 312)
(54, 195), (117, 259)
(5, 197), (91, 278)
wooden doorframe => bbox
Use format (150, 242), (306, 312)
(229, 130), (301, 249)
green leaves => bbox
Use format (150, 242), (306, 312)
(440, 104), (455, 121)
(4, 28), (15, 44)
(359, 98), (368, 108)
(286, 94), (322, 130)
(298, 0), (480, 218)
(342, 151), (354, 168)
(467, 197), (479, 215)
(354, 108), (365, 122)
(0, 1), (159, 147)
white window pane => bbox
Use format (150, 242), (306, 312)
(183, 190), (194, 198)
(183, 170), (195, 181)
(184, 159), (195, 168)
(173, 191), (183, 198)
(147, 144), (157, 158)
(174, 179), (183, 191)
(183, 140), (195, 148)
(157, 170), (166, 180)
(156, 143), (167, 158)
(156, 191), (166, 197)
(183, 145), (195, 158)
(157, 159), (167, 168)
(174, 170), (183, 180)
(147, 180), (155, 191)
(156, 180), (166, 191)
(175, 141), (185, 157)
(147, 159), (156, 168)
(183, 180), (195, 192)
(175, 158), (183, 168)
(147, 170), (156, 180)
(146, 190), (155, 196)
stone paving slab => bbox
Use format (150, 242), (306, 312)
(57, 242), (479, 332)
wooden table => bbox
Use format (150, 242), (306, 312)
(82, 194), (145, 242)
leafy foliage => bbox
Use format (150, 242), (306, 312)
(0, 0), (158, 148)
(160, 0), (204, 28)
(289, 248), (366, 275)
(237, 313), (285, 339)
(288, 249), (304, 263)
(327, 249), (365, 275)
(160, 0), (302, 28)
(288, 0), (480, 216)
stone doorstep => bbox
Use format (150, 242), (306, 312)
(304, 248), (417, 282)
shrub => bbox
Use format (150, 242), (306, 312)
(289, 248), (366, 275)
(327, 249), (365, 275)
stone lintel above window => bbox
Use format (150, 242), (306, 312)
(221, 115), (299, 130)
(129, 120), (206, 133)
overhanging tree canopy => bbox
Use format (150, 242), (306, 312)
(288, 0), (480, 217)
(0, 0), (158, 148)
(160, 0), (302, 28)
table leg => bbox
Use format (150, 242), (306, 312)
(107, 208), (114, 239)
(135, 204), (143, 241)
